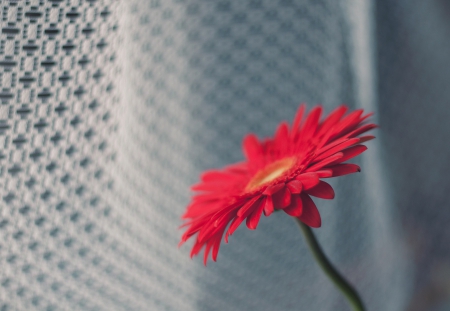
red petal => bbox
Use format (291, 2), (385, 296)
(246, 200), (265, 230)
(190, 240), (204, 258)
(306, 181), (335, 199)
(314, 137), (360, 162)
(358, 135), (375, 143)
(296, 173), (319, 190)
(330, 145), (367, 165)
(191, 181), (231, 192)
(224, 162), (248, 174)
(182, 201), (223, 219)
(346, 123), (377, 138)
(301, 106), (322, 140)
(225, 197), (263, 240)
(315, 124), (336, 151)
(191, 193), (227, 204)
(203, 239), (215, 265)
(272, 187), (291, 209)
(198, 211), (229, 242)
(214, 209), (237, 228)
(263, 183), (285, 195)
(316, 170), (333, 178)
(333, 109), (364, 136)
(297, 194), (321, 228)
(200, 170), (238, 182)
(291, 103), (306, 137)
(237, 196), (260, 217)
(316, 136), (348, 156)
(283, 194), (303, 216)
(212, 234), (223, 262)
(286, 180), (302, 194)
(263, 196), (274, 216)
(225, 216), (245, 242)
(225, 200), (255, 241)
(317, 105), (348, 136)
(360, 111), (374, 122)
(274, 122), (289, 153)
(305, 152), (343, 172)
(180, 220), (205, 245)
(243, 134), (263, 162)
(327, 164), (360, 177)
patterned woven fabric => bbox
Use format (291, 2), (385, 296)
(6, 0), (450, 310)
(0, 1), (162, 310)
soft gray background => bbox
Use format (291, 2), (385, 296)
(0, 0), (448, 310)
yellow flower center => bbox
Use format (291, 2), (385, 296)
(246, 157), (296, 191)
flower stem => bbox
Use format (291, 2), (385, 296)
(295, 218), (365, 311)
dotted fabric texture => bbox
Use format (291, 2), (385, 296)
(5, 0), (450, 310)
(0, 0), (160, 310)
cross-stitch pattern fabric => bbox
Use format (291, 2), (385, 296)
(1, 0), (448, 310)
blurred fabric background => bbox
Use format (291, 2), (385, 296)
(0, 0), (448, 310)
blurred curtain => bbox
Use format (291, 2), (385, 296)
(1, 0), (448, 310)
(376, 1), (450, 310)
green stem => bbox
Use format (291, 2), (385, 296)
(295, 218), (365, 311)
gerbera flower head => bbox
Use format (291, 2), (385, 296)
(180, 104), (376, 264)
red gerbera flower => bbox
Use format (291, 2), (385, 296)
(180, 104), (376, 264)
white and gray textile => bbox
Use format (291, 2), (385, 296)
(0, 0), (448, 310)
